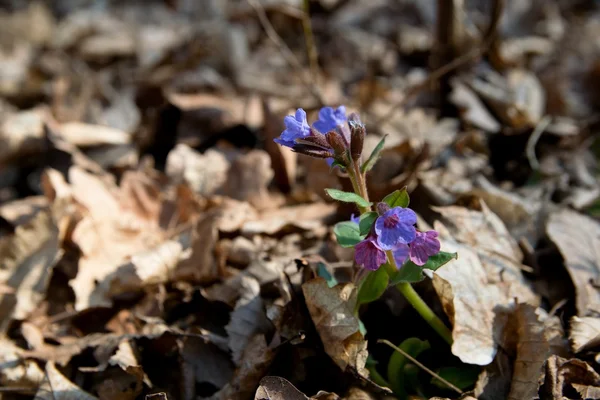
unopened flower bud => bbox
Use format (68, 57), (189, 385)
(326, 130), (347, 157)
(376, 202), (391, 215)
(348, 113), (365, 161)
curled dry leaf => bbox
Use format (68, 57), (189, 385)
(58, 122), (131, 147)
(255, 376), (309, 400)
(35, 362), (99, 400)
(546, 209), (600, 316)
(165, 144), (230, 196)
(507, 303), (566, 400)
(226, 276), (272, 365)
(0, 208), (61, 329)
(431, 202), (538, 365)
(209, 334), (277, 400)
(302, 278), (368, 376)
(241, 202), (336, 236)
(539, 356), (600, 399)
(0, 195), (47, 226)
(570, 316), (600, 353)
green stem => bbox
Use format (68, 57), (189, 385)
(351, 159), (453, 345)
(395, 281), (453, 345)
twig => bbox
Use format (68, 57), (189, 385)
(526, 115), (552, 171)
(302, 0), (320, 85)
(247, 0), (324, 105)
(378, 339), (463, 395)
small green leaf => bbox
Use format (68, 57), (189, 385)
(358, 212), (378, 235)
(382, 188), (410, 208)
(361, 135), (386, 173)
(317, 263), (338, 288)
(359, 320), (367, 336)
(356, 267), (389, 306)
(431, 365), (480, 391)
(333, 221), (363, 247)
(386, 338), (430, 397)
(389, 251), (457, 285)
(325, 188), (371, 208)
(329, 159), (345, 171)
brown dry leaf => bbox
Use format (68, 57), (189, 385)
(58, 122), (131, 147)
(507, 303), (566, 400)
(431, 201), (538, 365)
(570, 316), (600, 353)
(0, 208), (61, 330)
(572, 383), (600, 399)
(35, 361), (99, 400)
(539, 356), (600, 399)
(450, 80), (501, 133)
(49, 166), (167, 310)
(546, 209), (600, 316)
(209, 334), (277, 400)
(226, 276), (272, 365)
(0, 107), (46, 165)
(165, 144), (230, 196)
(0, 195), (48, 226)
(180, 337), (234, 399)
(255, 376), (309, 400)
(0, 336), (44, 389)
(302, 278), (368, 376)
(241, 202), (336, 236)
(222, 150), (275, 210)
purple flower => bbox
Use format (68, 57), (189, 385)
(409, 230), (441, 266)
(274, 108), (311, 148)
(374, 207), (417, 250)
(350, 213), (360, 224)
(354, 237), (387, 271)
(313, 106), (347, 134)
(392, 243), (410, 266)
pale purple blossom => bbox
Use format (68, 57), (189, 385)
(392, 243), (410, 266)
(354, 237), (387, 271)
(409, 230), (441, 266)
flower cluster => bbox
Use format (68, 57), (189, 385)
(354, 204), (440, 271)
(274, 106), (363, 167)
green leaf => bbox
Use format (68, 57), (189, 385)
(317, 262), (338, 288)
(325, 188), (371, 208)
(358, 320), (367, 336)
(389, 251), (457, 285)
(361, 135), (386, 173)
(431, 365), (480, 391)
(333, 221), (363, 247)
(387, 338), (430, 397)
(356, 267), (389, 306)
(382, 188), (410, 208)
(358, 212), (378, 235)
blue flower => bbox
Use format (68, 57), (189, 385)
(313, 106), (347, 133)
(374, 207), (417, 250)
(350, 213), (360, 224)
(274, 108), (311, 148)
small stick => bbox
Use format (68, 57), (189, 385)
(378, 339), (463, 395)
(526, 115), (551, 170)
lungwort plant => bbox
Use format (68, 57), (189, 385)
(274, 106), (456, 345)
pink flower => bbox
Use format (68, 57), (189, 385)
(354, 237), (387, 271)
(409, 231), (441, 266)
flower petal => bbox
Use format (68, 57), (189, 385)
(355, 238), (386, 271)
(313, 106), (347, 133)
(374, 207), (417, 250)
(392, 243), (410, 267)
(409, 230), (441, 266)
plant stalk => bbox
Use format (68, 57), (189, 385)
(352, 164), (453, 345)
